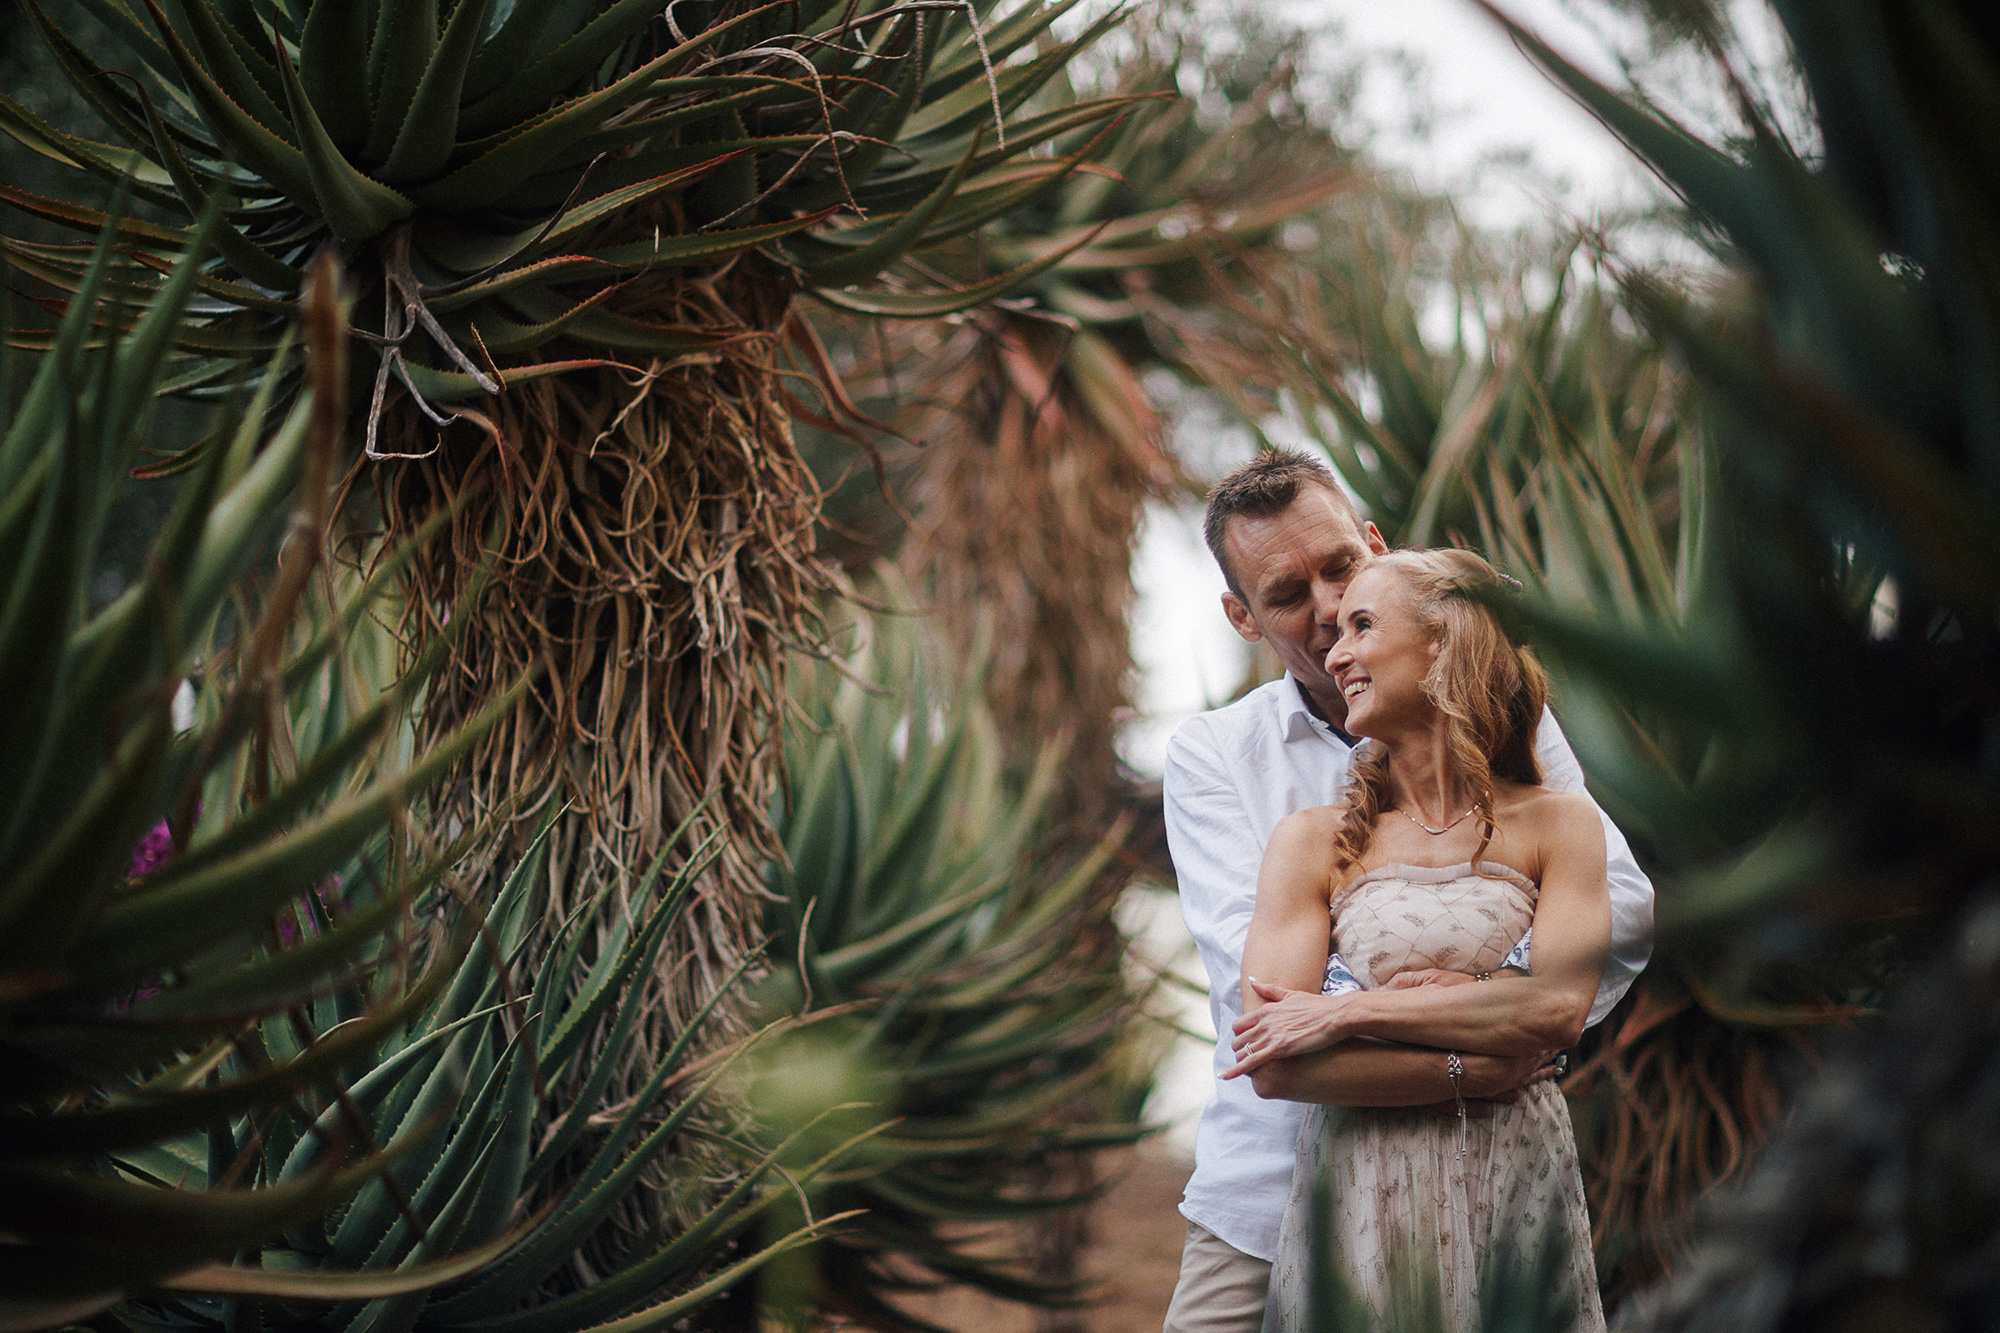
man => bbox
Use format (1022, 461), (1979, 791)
(1161, 451), (1655, 1333)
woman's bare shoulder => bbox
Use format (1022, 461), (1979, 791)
(1261, 805), (1346, 900)
(1494, 783), (1599, 846)
(1503, 787), (1603, 869)
(1271, 803), (1347, 843)
(1496, 780), (1591, 817)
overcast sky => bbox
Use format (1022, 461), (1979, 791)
(1288, 0), (1657, 226)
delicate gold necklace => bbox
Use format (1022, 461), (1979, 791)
(1397, 804), (1475, 836)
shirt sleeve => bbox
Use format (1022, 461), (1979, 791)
(1167, 721), (1362, 1007)
(1163, 722), (1266, 1036)
(1533, 708), (1655, 1026)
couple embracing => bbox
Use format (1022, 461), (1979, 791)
(1162, 452), (1655, 1332)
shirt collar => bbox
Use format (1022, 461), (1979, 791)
(1278, 675), (1355, 747)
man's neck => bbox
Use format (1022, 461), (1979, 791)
(1294, 676), (1357, 745)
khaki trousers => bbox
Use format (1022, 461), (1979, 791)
(1162, 1220), (1271, 1333)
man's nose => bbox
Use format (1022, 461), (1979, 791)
(1311, 580), (1345, 623)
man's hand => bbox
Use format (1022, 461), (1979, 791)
(1223, 978), (1362, 1080)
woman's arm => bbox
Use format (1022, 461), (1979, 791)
(1235, 809), (1339, 1017)
(1252, 1039), (1558, 1105)
(1225, 811), (1362, 1083)
(1230, 796), (1612, 1068)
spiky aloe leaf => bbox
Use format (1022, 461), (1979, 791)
(0, 237), (536, 1320)
(10, 0), (1141, 405)
(272, 34), (416, 243)
(0, 1138), (426, 1304)
(751, 605), (1156, 1319)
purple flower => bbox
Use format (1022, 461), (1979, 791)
(127, 819), (175, 880)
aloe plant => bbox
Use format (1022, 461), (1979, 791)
(0, 214), (523, 1325)
(752, 606), (1158, 1329)
(0, 207), (896, 1331)
(0, 0), (1151, 1078)
(1, 0), (1142, 388)
(102, 807), (881, 1333)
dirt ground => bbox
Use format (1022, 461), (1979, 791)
(888, 1142), (1192, 1333)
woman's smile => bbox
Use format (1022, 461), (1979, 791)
(1324, 565), (1438, 737)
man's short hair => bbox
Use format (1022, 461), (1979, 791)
(1203, 449), (1358, 596)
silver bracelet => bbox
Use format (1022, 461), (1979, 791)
(1447, 1051), (1467, 1161)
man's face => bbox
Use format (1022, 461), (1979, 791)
(1218, 489), (1389, 724)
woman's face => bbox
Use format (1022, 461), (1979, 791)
(1324, 565), (1439, 739)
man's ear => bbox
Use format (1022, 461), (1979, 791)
(1362, 521), (1390, 556)
(1222, 591), (1264, 644)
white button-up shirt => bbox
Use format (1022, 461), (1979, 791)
(1163, 675), (1655, 1262)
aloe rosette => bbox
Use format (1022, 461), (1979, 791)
(0, 0), (1143, 400)
(0, 222), (521, 1324)
(753, 606), (1157, 1328)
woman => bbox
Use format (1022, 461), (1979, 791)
(1223, 549), (1610, 1332)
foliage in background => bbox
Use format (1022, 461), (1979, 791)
(1459, 1), (2000, 1326)
(751, 602), (1159, 1330)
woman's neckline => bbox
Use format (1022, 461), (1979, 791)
(1340, 859), (1537, 894)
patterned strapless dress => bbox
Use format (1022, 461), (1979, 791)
(1262, 862), (1605, 1333)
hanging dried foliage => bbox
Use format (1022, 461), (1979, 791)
(378, 258), (828, 1037)
(1562, 979), (1854, 1305)
(893, 316), (1181, 822)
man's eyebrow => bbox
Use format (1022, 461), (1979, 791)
(1259, 572), (1305, 600)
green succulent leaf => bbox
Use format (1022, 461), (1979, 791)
(375, 0), (493, 183)
(156, 1230), (519, 1299)
(272, 33), (417, 243)
(297, 0), (374, 151)
(810, 219), (1108, 316)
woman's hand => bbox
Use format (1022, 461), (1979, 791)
(1223, 978), (1362, 1080)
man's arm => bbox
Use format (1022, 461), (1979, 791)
(1535, 709), (1653, 1023)
(1162, 723), (1261, 1047)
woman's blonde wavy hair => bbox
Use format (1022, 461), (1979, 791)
(1327, 548), (1550, 885)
